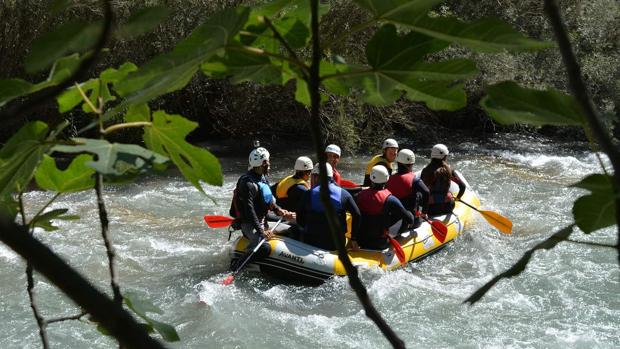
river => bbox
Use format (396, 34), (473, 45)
(0, 133), (618, 348)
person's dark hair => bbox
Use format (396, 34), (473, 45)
(397, 162), (412, 173)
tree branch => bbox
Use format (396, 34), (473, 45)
(95, 173), (123, 307)
(19, 192), (50, 349)
(308, 1), (405, 348)
(261, 16), (309, 79)
(0, 216), (167, 349)
(46, 311), (88, 325)
(544, 0), (620, 265)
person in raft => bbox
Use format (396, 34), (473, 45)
(297, 163), (361, 251)
(324, 144), (342, 186)
(229, 147), (294, 268)
(420, 144), (466, 217)
(272, 156), (313, 212)
(386, 149), (430, 227)
(350, 166), (414, 251)
(363, 138), (399, 187)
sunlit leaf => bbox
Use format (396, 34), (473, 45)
(144, 111), (223, 191)
(481, 81), (584, 126)
(0, 122), (50, 197)
(35, 154), (95, 192)
(57, 62), (137, 113)
(30, 208), (79, 232)
(25, 21), (103, 73)
(571, 174), (616, 234)
(124, 292), (180, 342)
(112, 7), (250, 111)
(52, 138), (169, 180)
(117, 6), (170, 39)
(353, 0), (551, 52)
(124, 103), (151, 123)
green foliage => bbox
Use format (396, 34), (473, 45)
(24, 21), (103, 73)
(571, 174), (616, 233)
(35, 154), (96, 192)
(29, 208), (80, 232)
(116, 6), (171, 39)
(124, 292), (180, 342)
(57, 62), (138, 113)
(143, 111), (223, 190)
(0, 194), (19, 220)
(352, 0), (552, 52)
(52, 138), (169, 181)
(0, 122), (51, 197)
(330, 24), (477, 109)
(481, 81), (585, 126)
(0, 54), (86, 107)
(112, 7), (250, 111)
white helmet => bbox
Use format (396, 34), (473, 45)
(382, 138), (398, 149)
(396, 149), (415, 164)
(311, 162), (333, 177)
(370, 165), (389, 184)
(294, 156), (314, 171)
(249, 147), (270, 167)
(325, 144), (341, 157)
(431, 144), (449, 159)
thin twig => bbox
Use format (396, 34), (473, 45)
(46, 311), (88, 325)
(74, 82), (101, 115)
(308, 1), (405, 348)
(0, 217), (167, 348)
(18, 192), (50, 349)
(544, 0), (620, 265)
(261, 16), (309, 79)
(101, 122), (152, 135)
(225, 44), (308, 71)
(566, 239), (616, 248)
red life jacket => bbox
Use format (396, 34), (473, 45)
(332, 168), (342, 185)
(386, 172), (414, 199)
(356, 188), (391, 215)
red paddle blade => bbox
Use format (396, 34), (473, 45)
(388, 237), (407, 264)
(430, 220), (448, 243)
(204, 215), (234, 228)
(221, 275), (234, 285)
(340, 179), (359, 189)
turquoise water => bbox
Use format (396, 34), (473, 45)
(0, 133), (617, 348)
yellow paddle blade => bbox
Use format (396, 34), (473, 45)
(479, 210), (513, 234)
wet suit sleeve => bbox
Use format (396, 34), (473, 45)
(296, 191), (310, 228)
(239, 181), (263, 233)
(287, 184), (308, 210)
(341, 189), (361, 241)
(413, 177), (430, 214)
(451, 169), (466, 199)
(384, 196), (414, 226)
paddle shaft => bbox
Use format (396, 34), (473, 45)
(229, 218), (283, 278)
(457, 199), (512, 234)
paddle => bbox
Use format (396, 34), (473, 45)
(387, 235), (406, 264)
(203, 215), (235, 228)
(340, 179), (360, 189)
(457, 199), (513, 234)
(416, 211), (448, 243)
(221, 218), (283, 285)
